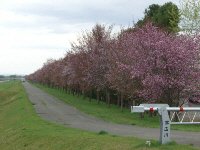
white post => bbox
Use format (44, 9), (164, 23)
(131, 104), (200, 145)
(158, 106), (170, 144)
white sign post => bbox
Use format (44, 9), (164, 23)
(131, 104), (200, 144)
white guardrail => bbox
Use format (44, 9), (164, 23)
(131, 104), (200, 144)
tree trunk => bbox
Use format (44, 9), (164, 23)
(62, 87), (65, 92)
(65, 86), (67, 93)
(148, 111), (153, 117)
(127, 100), (130, 109)
(83, 90), (85, 100)
(168, 88), (172, 107)
(89, 89), (92, 102)
(97, 90), (100, 104)
(129, 99), (134, 111)
(106, 87), (108, 104)
(107, 89), (110, 108)
(139, 113), (144, 118)
(117, 93), (120, 108)
(77, 89), (80, 98)
(133, 99), (136, 106)
(68, 88), (70, 95)
(75, 89), (77, 95)
(121, 92), (123, 113)
(174, 100), (179, 122)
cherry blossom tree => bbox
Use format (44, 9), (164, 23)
(66, 50), (89, 97)
(70, 23), (115, 105)
(85, 23), (114, 105)
(50, 59), (65, 90)
(107, 29), (143, 112)
(119, 22), (200, 106)
(42, 59), (56, 87)
(25, 21), (200, 112)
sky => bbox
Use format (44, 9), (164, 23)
(0, 0), (180, 76)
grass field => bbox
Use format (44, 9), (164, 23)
(0, 81), (198, 149)
(31, 82), (200, 132)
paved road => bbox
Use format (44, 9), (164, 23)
(22, 82), (200, 148)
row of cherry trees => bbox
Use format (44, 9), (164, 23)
(26, 22), (200, 112)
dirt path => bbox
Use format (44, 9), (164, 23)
(22, 82), (200, 148)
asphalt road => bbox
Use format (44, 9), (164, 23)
(22, 82), (200, 148)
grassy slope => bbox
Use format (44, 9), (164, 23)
(31, 83), (200, 132)
(0, 81), (197, 149)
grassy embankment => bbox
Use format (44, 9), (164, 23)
(31, 82), (200, 132)
(0, 80), (198, 149)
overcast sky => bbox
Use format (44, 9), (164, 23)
(0, 0), (180, 76)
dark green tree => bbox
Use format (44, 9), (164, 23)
(144, 4), (160, 22)
(158, 2), (180, 32)
(137, 2), (180, 33)
(0, 75), (5, 78)
(10, 75), (17, 78)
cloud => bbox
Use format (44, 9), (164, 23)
(0, 48), (65, 75)
(0, 0), (180, 75)
(1, 0), (137, 29)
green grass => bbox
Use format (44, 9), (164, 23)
(30, 83), (200, 132)
(0, 81), (198, 149)
(0, 81), (19, 106)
